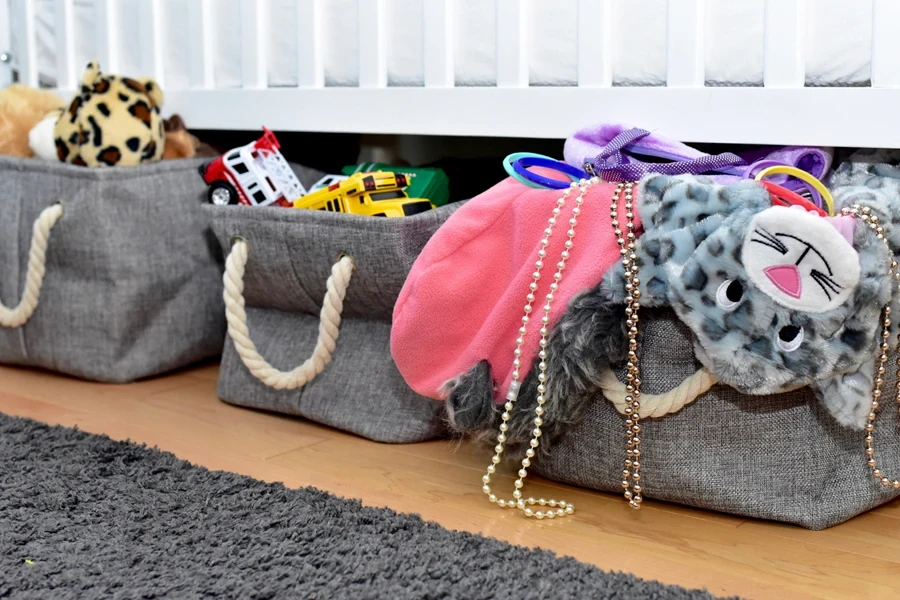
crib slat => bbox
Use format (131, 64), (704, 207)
(53, 0), (75, 89)
(666, 0), (705, 87)
(577, 0), (612, 87)
(240, 0), (268, 89)
(0, 0), (10, 88)
(297, 0), (324, 88)
(358, 0), (387, 88)
(423, 0), (454, 88)
(138, 0), (165, 87)
(763, 0), (806, 87)
(94, 0), (119, 73)
(496, 0), (528, 87)
(15, 0), (39, 86)
(188, 0), (215, 89)
(872, 0), (900, 88)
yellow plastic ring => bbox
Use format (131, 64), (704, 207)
(754, 165), (835, 216)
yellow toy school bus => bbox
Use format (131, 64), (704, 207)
(293, 171), (434, 218)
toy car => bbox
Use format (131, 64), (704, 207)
(343, 162), (451, 207)
(199, 128), (306, 207)
(293, 171), (433, 217)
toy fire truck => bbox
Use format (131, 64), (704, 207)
(293, 171), (434, 217)
(199, 128), (306, 207)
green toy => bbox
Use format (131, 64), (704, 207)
(342, 163), (450, 207)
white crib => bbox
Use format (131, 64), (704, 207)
(2, 0), (900, 148)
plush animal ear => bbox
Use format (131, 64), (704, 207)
(810, 357), (875, 430)
(138, 77), (164, 110)
(80, 61), (101, 90)
(833, 185), (900, 255)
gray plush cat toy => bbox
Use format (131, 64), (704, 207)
(448, 172), (896, 451)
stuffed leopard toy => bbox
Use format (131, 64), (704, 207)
(51, 61), (165, 167)
(449, 173), (898, 452)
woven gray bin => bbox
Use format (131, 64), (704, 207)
(208, 203), (455, 443)
(528, 309), (900, 529)
(0, 157), (225, 382)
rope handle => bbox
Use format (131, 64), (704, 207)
(223, 238), (355, 390)
(0, 203), (64, 328)
(599, 367), (718, 418)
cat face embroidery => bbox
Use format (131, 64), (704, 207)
(742, 207), (860, 313)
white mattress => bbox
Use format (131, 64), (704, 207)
(12, 0), (874, 89)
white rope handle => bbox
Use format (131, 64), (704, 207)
(223, 238), (355, 390)
(600, 367), (718, 418)
(0, 203), (64, 328)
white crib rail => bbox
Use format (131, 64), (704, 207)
(2, 0), (900, 147)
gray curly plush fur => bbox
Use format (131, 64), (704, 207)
(449, 169), (899, 451)
(447, 282), (627, 454)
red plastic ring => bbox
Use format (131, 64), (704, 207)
(760, 181), (828, 217)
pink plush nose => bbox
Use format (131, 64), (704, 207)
(765, 265), (802, 298)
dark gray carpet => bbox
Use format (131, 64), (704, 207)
(0, 413), (733, 600)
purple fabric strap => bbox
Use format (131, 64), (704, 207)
(585, 128), (747, 182)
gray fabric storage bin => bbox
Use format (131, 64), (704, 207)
(0, 156), (225, 382)
(530, 309), (900, 529)
(208, 203), (455, 443)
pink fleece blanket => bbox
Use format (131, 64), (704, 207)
(391, 175), (642, 402)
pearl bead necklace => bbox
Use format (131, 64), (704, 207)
(480, 177), (600, 519)
(610, 182), (645, 508)
(841, 204), (900, 490)
(482, 196), (900, 519)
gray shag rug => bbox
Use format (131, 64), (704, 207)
(0, 413), (733, 599)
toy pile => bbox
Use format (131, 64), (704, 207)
(199, 129), (446, 218)
(391, 122), (900, 521)
(0, 60), (214, 167)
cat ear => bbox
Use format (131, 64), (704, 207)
(809, 358), (875, 430)
(833, 185), (900, 255)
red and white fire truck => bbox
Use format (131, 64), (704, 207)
(199, 128), (307, 207)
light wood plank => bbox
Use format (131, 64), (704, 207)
(240, 0), (268, 89)
(297, 0), (324, 88)
(576, 0), (612, 88)
(53, 0), (76, 89)
(2, 364), (900, 600)
(423, 0), (454, 88)
(161, 86), (900, 147)
(16, 0), (39, 86)
(357, 0), (387, 88)
(495, 0), (528, 87)
(871, 0), (900, 88)
(137, 0), (165, 87)
(666, 0), (705, 87)
(763, 0), (806, 88)
(93, 0), (119, 73)
(187, 0), (215, 89)
(0, 0), (10, 87)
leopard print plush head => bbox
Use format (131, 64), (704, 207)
(53, 61), (165, 167)
(614, 175), (893, 429)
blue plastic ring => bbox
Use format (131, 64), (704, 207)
(503, 152), (554, 189)
(513, 156), (587, 190)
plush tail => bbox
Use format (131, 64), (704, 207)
(446, 280), (628, 456)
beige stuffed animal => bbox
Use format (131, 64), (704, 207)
(0, 84), (66, 158)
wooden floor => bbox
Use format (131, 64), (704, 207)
(1, 364), (899, 599)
